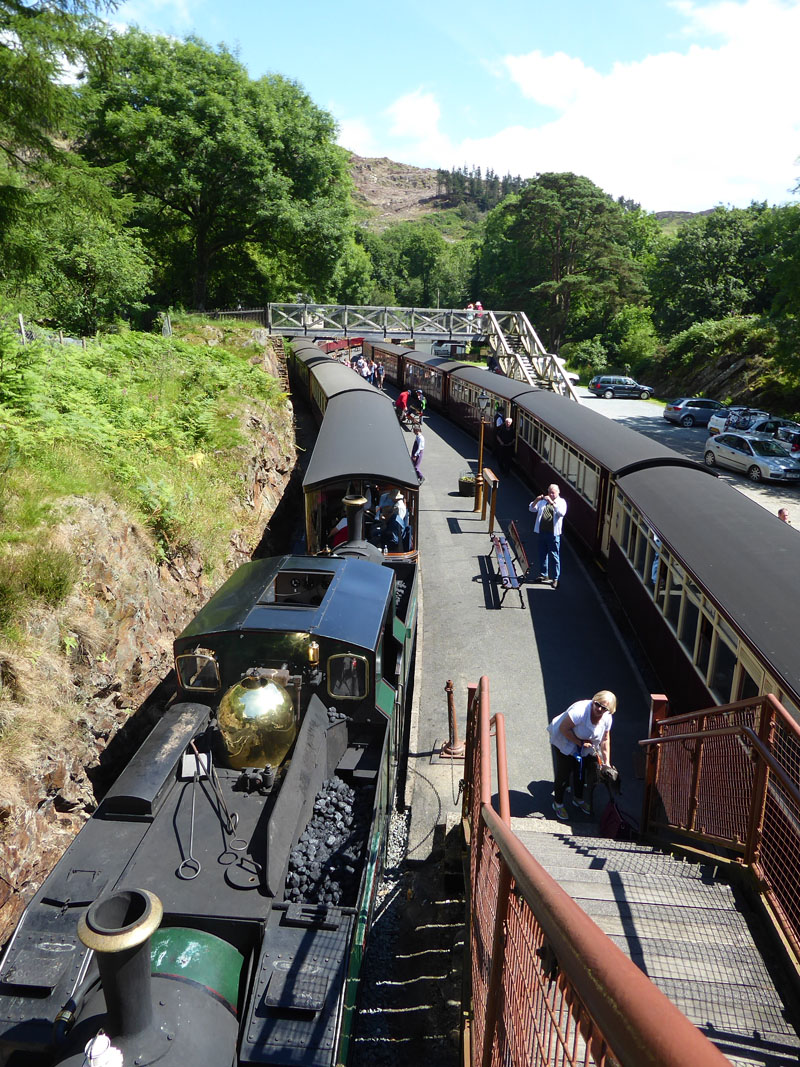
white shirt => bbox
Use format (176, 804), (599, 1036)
(529, 495), (567, 535)
(548, 700), (613, 757)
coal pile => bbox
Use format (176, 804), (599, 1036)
(285, 776), (371, 905)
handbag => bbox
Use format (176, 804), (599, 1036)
(599, 799), (637, 841)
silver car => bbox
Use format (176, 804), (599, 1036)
(704, 432), (800, 483)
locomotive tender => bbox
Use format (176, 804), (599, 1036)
(363, 338), (800, 721)
(0, 341), (419, 1067)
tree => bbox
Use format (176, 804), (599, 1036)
(478, 173), (647, 352)
(28, 205), (152, 333)
(0, 0), (115, 168)
(648, 205), (771, 337)
(758, 203), (800, 370)
(380, 223), (446, 306)
(79, 31), (353, 309)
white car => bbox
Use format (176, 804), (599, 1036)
(707, 407), (770, 436)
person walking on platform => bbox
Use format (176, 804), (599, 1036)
(529, 484), (567, 587)
(548, 691), (616, 820)
(495, 417), (515, 474)
(411, 427), (425, 483)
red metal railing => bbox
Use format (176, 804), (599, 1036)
(641, 693), (800, 960)
(462, 676), (729, 1067)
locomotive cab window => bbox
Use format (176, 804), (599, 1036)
(176, 650), (220, 691)
(328, 654), (369, 700)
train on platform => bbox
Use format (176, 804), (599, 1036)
(362, 338), (800, 723)
(0, 340), (419, 1067)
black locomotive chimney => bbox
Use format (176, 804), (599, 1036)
(77, 888), (163, 1037)
(343, 487), (367, 543)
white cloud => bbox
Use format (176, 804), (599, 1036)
(338, 0), (800, 211)
(502, 51), (601, 110)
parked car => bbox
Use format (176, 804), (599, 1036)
(707, 407), (770, 436)
(588, 375), (653, 399)
(777, 424), (800, 455)
(662, 397), (725, 427)
(704, 432), (800, 483)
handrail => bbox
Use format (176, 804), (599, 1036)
(482, 805), (730, 1067)
(640, 691), (800, 961)
(465, 675), (730, 1067)
(639, 724), (800, 812)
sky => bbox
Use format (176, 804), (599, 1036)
(112, 0), (800, 213)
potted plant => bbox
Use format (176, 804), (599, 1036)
(458, 470), (476, 496)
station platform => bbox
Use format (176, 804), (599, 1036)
(405, 405), (653, 860)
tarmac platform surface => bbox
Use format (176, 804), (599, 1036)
(404, 405), (652, 860)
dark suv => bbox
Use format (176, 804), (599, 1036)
(588, 375), (653, 400)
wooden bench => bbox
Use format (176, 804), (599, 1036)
(488, 533), (524, 608)
(508, 520), (530, 578)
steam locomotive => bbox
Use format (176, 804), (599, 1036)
(0, 340), (420, 1066)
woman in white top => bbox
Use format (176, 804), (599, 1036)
(548, 690), (616, 820)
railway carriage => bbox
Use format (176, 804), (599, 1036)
(360, 340), (409, 387)
(398, 354), (468, 410)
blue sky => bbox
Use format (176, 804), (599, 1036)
(113, 0), (800, 212)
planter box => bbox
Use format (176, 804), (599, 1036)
(459, 477), (475, 497)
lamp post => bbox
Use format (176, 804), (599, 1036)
(474, 391), (491, 512)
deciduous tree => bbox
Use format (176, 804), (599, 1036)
(79, 31), (353, 309)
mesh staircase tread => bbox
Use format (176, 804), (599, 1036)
(522, 847), (715, 879)
(606, 935), (781, 989)
(586, 910), (758, 948)
(652, 977), (800, 1047)
(553, 873), (737, 908)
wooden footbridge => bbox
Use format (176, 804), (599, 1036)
(213, 302), (579, 399)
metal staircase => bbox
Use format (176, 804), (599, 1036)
(485, 310), (580, 400)
(511, 824), (800, 1067)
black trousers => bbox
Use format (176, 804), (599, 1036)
(553, 749), (586, 803)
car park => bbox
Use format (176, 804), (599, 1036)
(662, 397), (725, 427)
(707, 407), (770, 436)
(704, 432), (800, 483)
(588, 375), (654, 399)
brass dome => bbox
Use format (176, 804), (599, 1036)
(217, 676), (297, 770)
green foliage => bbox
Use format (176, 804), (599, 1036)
(0, 543), (76, 630)
(79, 31), (354, 310)
(560, 336), (608, 375)
(662, 316), (777, 371)
(26, 206), (152, 333)
(605, 305), (659, 367)
(478, 173), (648, 352)
(0, 1), (116, 168)
(648, 204), (771, 336)
(0, 327), (285, 567)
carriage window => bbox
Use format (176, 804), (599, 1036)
(665, 562), (685, 630)
(176, 650), (220, 691)
(679, 581), (701, 657)
(710, 634), (737, 703)
(633, 527), (647, 578)
(696, 613), (713, 676)
(328, 654), (369, 700)
(582, 464), (599, 505)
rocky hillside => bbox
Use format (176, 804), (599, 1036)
(348, 154), (443, 228)
(348, 153), (702, 231)
(0, 328), (297, 944)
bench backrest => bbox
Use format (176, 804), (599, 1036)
(508, 520), (529, 572)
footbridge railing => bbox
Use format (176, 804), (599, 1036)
(213, 303), (484, 339)
(641, 692), (800, 962)
(462, 676), (728, 1067)
(484, 311), (580, 400)
(210, 303), (580, 399)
